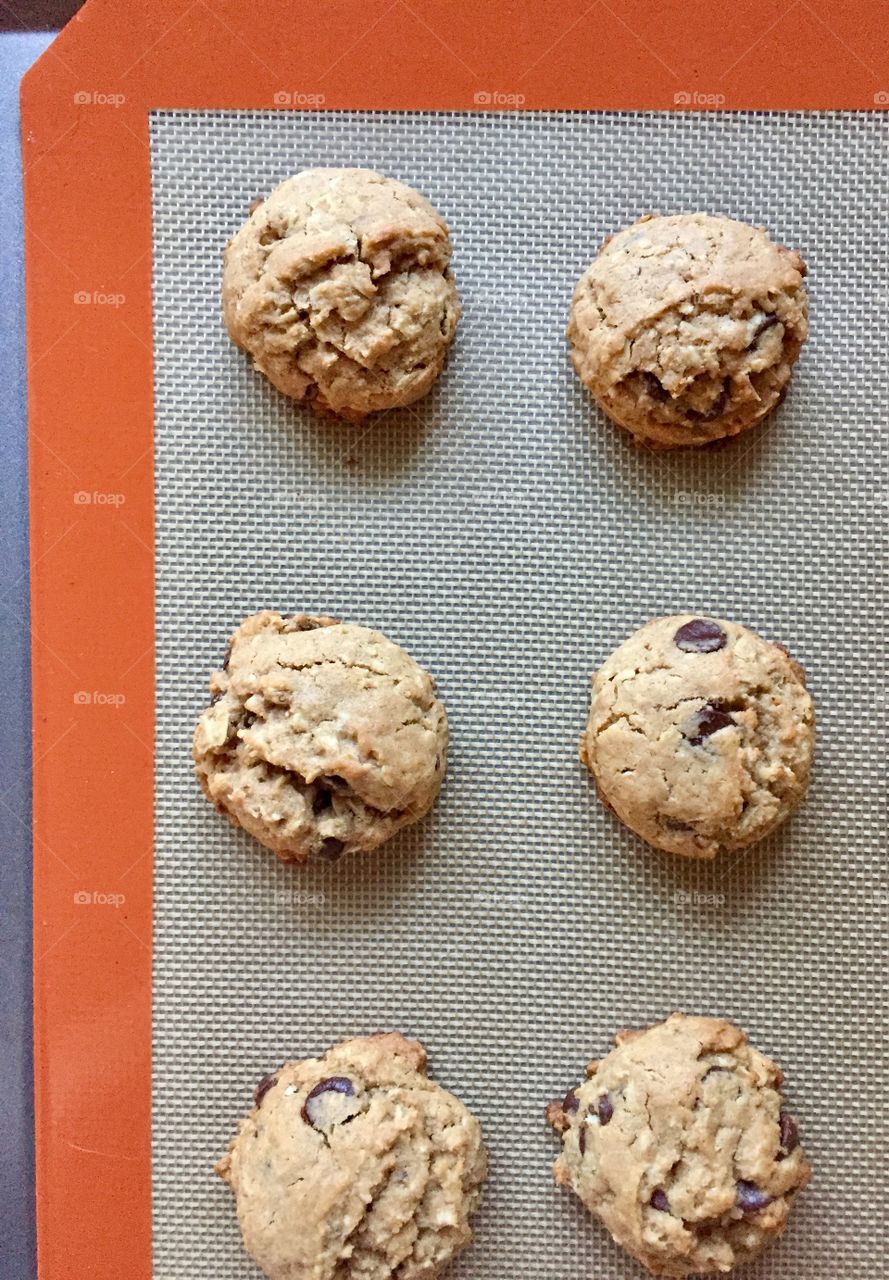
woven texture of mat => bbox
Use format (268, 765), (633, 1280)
(149, 109), (887, 1278)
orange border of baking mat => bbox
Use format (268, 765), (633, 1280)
(21, 2), (889, 1276)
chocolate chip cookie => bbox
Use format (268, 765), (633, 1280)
(546, 1013), (811, 1276)
(568, 213), (808, 447)
(217, 1033), (487, 1279)
(193, 611), (448, 862)
(222, 168), (460, 420)
(580, 615), (815, 858)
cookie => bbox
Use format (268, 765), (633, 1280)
(580, 615), (814, 858)
(546, 1013), (811, 1276)
(217, 1033), (487, 1280)
(222, 168), (460, 420)
(568, 213), (808, 447)
(193, 611), (448, 862)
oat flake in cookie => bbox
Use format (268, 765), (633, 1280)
(193, 612), (448, 863)
(546, 1014), (811, 1276)
(579, 615), (814, 858)
(568, 213), (808, 447)
(222, 168), (460, 420)
(217, 1033), (487, 1280)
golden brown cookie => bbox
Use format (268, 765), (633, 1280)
(547, 1014), (811, 1276)
(568, 213), (808, 447)
(193, 612), (448, 862)
(580, 615), (815, 858)
(218, 1033), (487, 1280)
(222, 168), (460, 420)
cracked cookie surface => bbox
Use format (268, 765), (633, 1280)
(568, 213), (808, 447)
(193, 611), (448, 863)
(222, 168), (460, 420)
(546, 1013), (810, 1276)
(580, 615), (814, 858)
(217, 1033), (487, 1280)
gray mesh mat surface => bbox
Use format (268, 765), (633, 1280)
(149, 110), (887, 1279)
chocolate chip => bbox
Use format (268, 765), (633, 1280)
(253, 1072), (278, 1107)
(674, 619), (727, 653)
(686, 701), (735, 745)
(778, 1109), (799, 1155)
(749, 313), (780, 348)
(563, 1089), (580, 1114)
(736, 1181), (774, 1213)
(578, 1124), (586, 1155)
(301, 1076), (357, 1128)
(318, 837), (345, 862)
(240, 712), (256, 729)
(597, 1094), (613, 1125)
(650, 1189), (670, 1212)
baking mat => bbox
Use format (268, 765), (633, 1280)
(149, 110), (887, 1279)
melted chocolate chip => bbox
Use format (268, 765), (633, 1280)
(578, 1124), (586, 1155)
(674, 619), (727, 653)
(301, 1076), (357, 1127)
(736, 1181), (774, 1213)
(686, 701), (735, 745)
(240, 712), (256, 730)
(253, 1072), (278, 1107)
(563, 1089), (580, 1114)
(778, 1109), (799, 1155)
(662, 816), (694, 832)
(749, 313), (780, 348)
(650, 1189), (670, 1212)
(597, 1094), (614, 1125)
(318, 837), (345, 862)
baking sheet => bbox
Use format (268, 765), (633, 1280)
(149, 109), (887, 1278)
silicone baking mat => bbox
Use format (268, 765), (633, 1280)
(149, 110), (885, 1278)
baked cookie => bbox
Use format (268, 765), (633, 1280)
(218, 1033), (487, 1280)
(580, 615), (814, 858)
(193, 612), (448, 862)
(568, 213), (808, 447)
(546, 1013), (811, 1276)
(222, 168), (460, 420)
